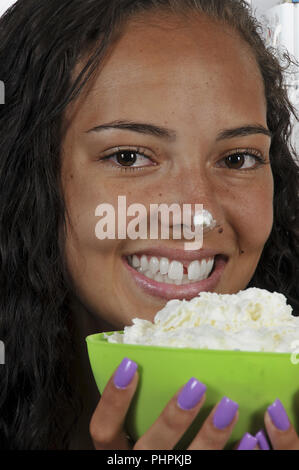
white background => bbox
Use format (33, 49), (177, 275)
(250, 0), (282, 17)
(0, 0), (16, 17)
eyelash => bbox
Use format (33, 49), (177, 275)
(98, 147), (267, 172)
(217, 148), (267, 171)
(99, 147), (155, 172)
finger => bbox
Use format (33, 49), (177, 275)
(234, 432), (259, 450)
(264, 399), (299, 450)
(89, 357), (138, 450)
(254, 429), (271, 450)
(133, 377), (207, 450)
(233, 429), (270, 451)
(188, 396), (239, 450)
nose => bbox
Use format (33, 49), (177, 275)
(153, 165), (225, 250)
(165, 165), (225, 233)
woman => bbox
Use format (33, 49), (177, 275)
(0, 0), (298, 450)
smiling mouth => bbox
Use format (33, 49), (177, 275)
(126, 253), (225, 285)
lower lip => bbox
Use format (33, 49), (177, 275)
(122, 255), (227, 301)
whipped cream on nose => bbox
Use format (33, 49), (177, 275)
(182, 208), (219, 251)
(193, 209), (217, 233)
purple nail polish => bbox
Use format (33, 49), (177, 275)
(177, 377), (206, 410)
(113, 357), (138, 389)
(255, 429), (270, 450)
(237, 432), (258, 450)
(267, 399), (290, 431)
(213, 396), (239, 430)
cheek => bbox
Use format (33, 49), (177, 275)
(62, 166), (120, 248)
(63, 168), (154, 253)
(62, 178), (124, 316)
(230, 176), (274, 250)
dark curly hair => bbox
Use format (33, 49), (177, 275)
(0, 0), (298, 450)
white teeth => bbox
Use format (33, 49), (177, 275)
(140, 255), (148, 271)
(201, 259), (207, 274)
(160, 257), (169, 275)
(198, 259), (207, 281)
(149, 256), (160, 275)
(187, 258), (214, 281)
(144, 269), (154, 279)
(154, 272), (164, 282)
(187, 260), (201, 281)
(129, 254), (215, 285)
(205, 259), (213, 277)
(168, 260), (184, 281)
(132, 255), (140, 268)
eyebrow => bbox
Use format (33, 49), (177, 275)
(86, 120), (272, 141)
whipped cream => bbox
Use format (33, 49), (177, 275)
(106, 288), (299, 352)
(194, 209), (217, 231)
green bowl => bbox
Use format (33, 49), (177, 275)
(86, 332), (299, 449)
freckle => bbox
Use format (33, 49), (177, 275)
(70, 174), (74, 179)
(218, 228), (223, 234)
(159, 193), (162, 197)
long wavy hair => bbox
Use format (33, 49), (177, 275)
(0, 0), (298, 450)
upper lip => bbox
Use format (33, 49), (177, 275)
(124, 246), (227, 263)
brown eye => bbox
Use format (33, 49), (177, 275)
(218, 152), (264, 170)
(100, 148), (154, 170)
(225, 154), (245, 169)
(116, 151), (137, 166)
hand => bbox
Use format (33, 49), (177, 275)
(89, 357), (239, 450)
(263, 399), (299, 450)
(236, 399), (299, 450)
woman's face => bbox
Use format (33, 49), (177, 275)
(61, 12), (274, 330)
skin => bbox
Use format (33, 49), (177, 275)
(60, 12), (299, 450)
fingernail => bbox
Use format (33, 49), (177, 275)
(237, 432), (258, 450)
(255, 429), (270, 450)
(177, 377), (206, 410)
(113, 357), (138, 389)
(267, 398), (290, 431)
(212, 396), (239, 430)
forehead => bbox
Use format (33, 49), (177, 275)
(66, 11), (266, 131)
